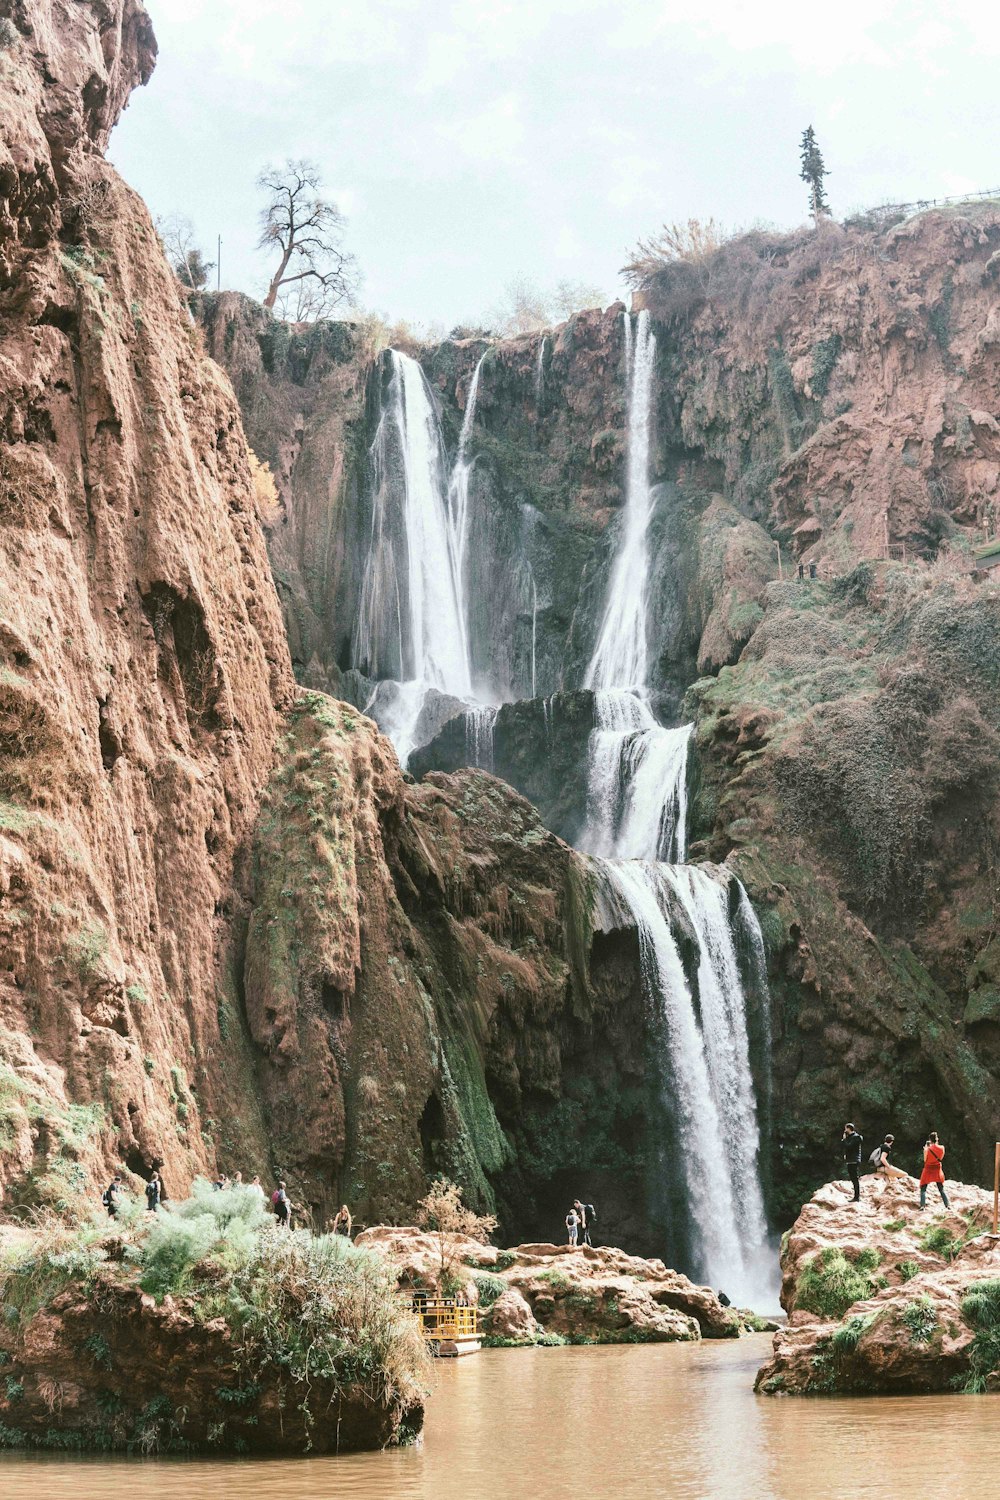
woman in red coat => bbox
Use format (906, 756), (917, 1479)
(919, 1132), (950, 1210)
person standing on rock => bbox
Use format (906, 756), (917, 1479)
(565, 1206), (579, 1247)
(144, 1170), (161, 1212)
(919, 1133), (950, 1210)
(842, 1122), (863, 1201)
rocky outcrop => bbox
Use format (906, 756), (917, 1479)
(755, 1175), (1000, 1394)
(0, 1268), (418, 1453)
(355, 1225), (742, 1343)
(0, 0), (293, 1208)
(0, 1212), (425, 1453)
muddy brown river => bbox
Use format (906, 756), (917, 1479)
(0, 1337), (994, 1498)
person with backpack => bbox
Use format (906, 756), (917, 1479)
(565, 1206), (579, 1247)
(919, 1132), (950, 1210)
(144, 1170), (161, 1212)
(102, 1172), (123, 1217)
(841, 1122), (863, 1201)
(273, 1180), (292, 1228)
(870, 1134), (907, 1180)
(574, 1199), (597, 1247)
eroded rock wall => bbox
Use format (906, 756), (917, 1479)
(0, 0), (293, 1208)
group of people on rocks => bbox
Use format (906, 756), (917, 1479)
(841, 1122), (951, 1209)
(565, 1198), (597, 1247)
(101, 1167), (356, 1238)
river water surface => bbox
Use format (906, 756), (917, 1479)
(1, 1337), (995, 1499)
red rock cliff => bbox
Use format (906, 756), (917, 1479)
(0, 0), (294, 1205)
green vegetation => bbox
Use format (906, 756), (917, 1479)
(898, 1294), (939, 1345)
(918, 1223), (966, 1262)
(472, 1273), (508, 1309)
(898, 1260), (920, 1283)
(795, 1246), (882, 1319)
(882, 1219), (906, 1233)
(0, 1182), (428, 1453)
(535, 1268), (572, 1292)
(959, 1279), (1000, 1393)
(829, 1312), (875, 1355)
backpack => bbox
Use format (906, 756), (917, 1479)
(102, 1188), (110, 1207)
(585, 1203), (596, 1222)
(869, 1147), (883, 1167)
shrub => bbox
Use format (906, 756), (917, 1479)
(473, 1274), (507, 1309)
(960, 1279), (1000, 1393)
(883, 1220), (906, 1233)
(829, 1312), (875, 1355)
(898, 1294), (939, 1345)
(898, 1260), (920, 1283)
(918, 1224), (964, 1262)
(795, 1247), (881, 1319)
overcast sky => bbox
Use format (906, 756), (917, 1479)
(110, 0), (1000, 330)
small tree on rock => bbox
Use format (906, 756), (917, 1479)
(257, 158), (358, 316)
(416, 1178), (498, 1295)
(800, 126), (831, 223)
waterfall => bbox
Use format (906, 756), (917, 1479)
(353, 349), (475, 764)
(582, 691), (691, 862)
(530, 575), (538, 700)
(603, 861), (771, 1306)
(584, 309), (656, 694)
(448, 351), (487, 607)
(465, 705), (499, 770)
(572, 307), (774, 1305)
(535, 336), (547, 408)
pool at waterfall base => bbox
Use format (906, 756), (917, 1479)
(1, 1337), (992, 1499)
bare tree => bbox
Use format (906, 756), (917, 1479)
(551, 278), (606, 319)
(257, 159), (358, 316)
(156, 214), (214, 290)
(416, 1179), (498, 1294)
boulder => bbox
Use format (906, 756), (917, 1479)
(484, 1288), (540, 1344)
(756, 1175), (1000, 1395)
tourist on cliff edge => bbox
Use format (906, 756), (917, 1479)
(870, 1134), (907, 1181)
(919, 1133), (950, 1210)
(842, 1123), (863, 1201)
(566, 1206), (580, 1246)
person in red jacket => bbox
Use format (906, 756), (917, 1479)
(919, 1132), (950, 1210)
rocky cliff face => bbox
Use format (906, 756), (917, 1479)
(201, 205), (1000, 1230)
(240, 692), (666, 1248)
(0, 0), (293, 1208)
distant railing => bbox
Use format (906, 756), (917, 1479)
(843, 187), (1000, 231)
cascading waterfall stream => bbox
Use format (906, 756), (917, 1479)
(576, 310), (774, 1306)
(585, 309), (657, 695)
(354, 349), (478, 764)
(583, 691), (691, 862)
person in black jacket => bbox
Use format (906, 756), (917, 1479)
(842, 1122), (863, 1201)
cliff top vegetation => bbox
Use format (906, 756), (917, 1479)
(0, 1181), (428, 1454)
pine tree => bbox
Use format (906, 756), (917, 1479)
(799, 126), (831, 222)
